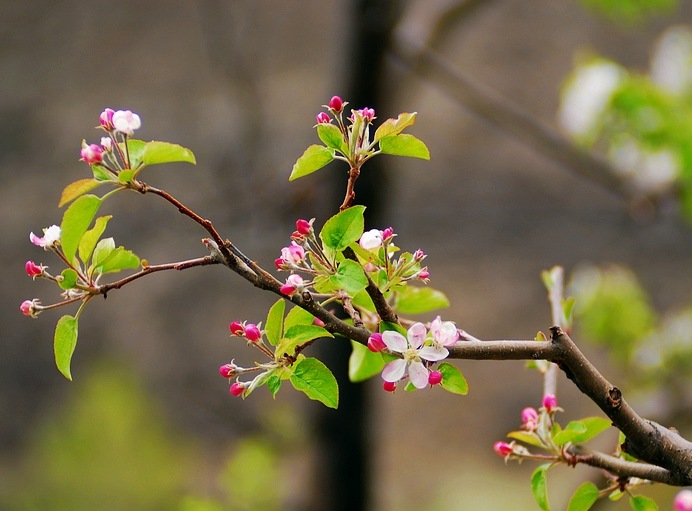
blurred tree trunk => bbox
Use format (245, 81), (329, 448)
(311, 1), (401, 511)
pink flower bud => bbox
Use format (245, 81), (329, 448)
(418, 269), (430, 280)
(383, 381), (396, 393)
(29, 225), (61, 250)
(274, 257), (286, 270)
(493, 441), (513, 457)
(230, 382), (245, 397)
(112, 109), (141, 135)
(20, 299), (40, 317)
(280, 274), (304, 296)
(674, 490), (692, 511)
(521, 407), (539, 430)
(358, 108), (375, 121)
(367, 333), (386, 353)
(313, 317), (325, 327)
(316, 112), (331, 124)
(542, 394), (558, 412)
(382, 227), (394, 241)
(219, 363), (237, 378)
(229, 321), (245, 336)
(99, 108), (115, 130)
(80, 144), (103, 165)
(296, 219), (312, 236)
(244, 323), (262, 342)
(328, 96), (344, 113)
(280, 242), (305, 266)
(413, 249), (426, 261)
(100, 137), (113, 151)
(25, 260), (43, 278)
(428, 371), (443, 385)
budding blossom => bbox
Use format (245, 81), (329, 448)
(359, 229), (383, 250)
(244, 323), (262, 342)
(112, 109), (141, 135)
(25, 261), (44, 278)
(230, 382), (246, 397)
(542, 394), (558, 413)
(280, 274), (305, 296)
(29, 225), (61, 250)
(383, 381), (397, 393)
(80, 143), (103, 165)
(367, 332), (387, 353)
(674, 489), (692, 511)
(229, 321), (245, 336)
(20, 299), (40, 318)
(358, 107), (375, 122)
(278, 242), (305, 267)
(100, 137), (113, 151)
(99, 108), (115, 130)
(521, 407), (539, 430)
(295, 218), (312, 236)
(219, 362), (239, 379)
(428, 370), (443, 386)
(493, 441), (513, 457)
(429, 316), (459, 349)
(328, 96), (344, 113)
(316, 112), (331, 124)
(381, 322), (449, 389)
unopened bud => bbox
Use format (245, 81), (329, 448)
(493, 441), (513, 457)
(229, 321), (245, 336)
(244, 323), (262, 342)
(230, 382), (245, 397)
(542, 394), (558, 412)
(328, 96), (344, 113)
(383, 381), (396, 393)
(316, 112), (331, 124)
(428, 371), (443, 386)
(367, 333), (386, 353)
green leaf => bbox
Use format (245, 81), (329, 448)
(319, 205), (366, 252)
(568, 417), (612, 444)
(395, 286), (450, 314)
(374, 112), (417, 142)
(289, 144), (334, 180)
(531, 464), (551, 511)
(330, 259), (368, 293)
(91, 237), (115, 268)
(507, 430), (545, 448)
(290, 357), (339, 408)
(78, 215), (112, 265)
(54, 315), (78, 381)
(349, 341), (386, 382)
(567, 482), (599, 511)
(121, 139), (146, 168)
(58, 269), (78, 290)
(379, 133), (430, 159)
(284, 306), (317, 331)
(141, 141), (196, 166)
(265, 299), (286, 346)
(59, 179), (106, 207)
(60, 194), (102, 264)
(267, 374), (282, 398)
(95, 246), (140, 275)
(316, 123), (347, 153)
(553, 421), (588, 446)
(438, 362), (469, 395)
(275, 325), (333, 359)
(629, 495), (658, 511)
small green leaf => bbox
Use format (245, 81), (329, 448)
(507, 430), (545, 448)
(289, 144), (334, 180)
(78, 215), (112, 265)
(59, 179), (106, 207)
(60, 194), (102, 264)
(330, 259), (368, 293)
(553, 420), (588, 446)
(267, 374), (282, 398)
(395, 286), (450, 314)
(265, 299), (286, 346)
(54, 315), (78, 381)
(91, 237), (116, 268)
(438, 362), (469, 395)
(94, 246), (140, 275)
(91, 164), (112, 181)
(349, 341), (386, 382)
(531, 464), (551, 511)
(121, 139), (146, 168)
(58, 269), (78, 290)
(275, 325), (333, 359)
(316, 123), (347, 153)
(568, 417), (612, 444)
(284, 306), (317, 331)
(567, 482), (599, 511)
(142, 140), (196, 166)
(290, 357), (339, 408)
(320, 205), (366, 252)
(379, 133), (430, 159)
(117, 168), (136, 184)
(374, 112), (417, 142)
(629, 495), (658, 511)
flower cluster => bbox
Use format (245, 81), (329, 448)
(80, 108), (141, 178)
(370, 317), (459, 391)
(21, 225), (65, 316)
(275, 219), (319, 296)
(357, 227), (429, 285)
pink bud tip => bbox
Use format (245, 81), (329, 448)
(521, 407), (539, 425)
(99, 108), (115, 130)
(367, 333), (386, 353)
(493, 441), (513, 457)
(418, 270), (430, 280)
(280, 284), (296, 296)
(274, 257), (286, 270)
(328, 96), (344, 113)
(382, 227), (394, 241)
(383, 381), (396, 393)
(219, 364), (236, 379)
(230, 382), (245, 397)
(25, 261), (43, 278)
(244, 324), (262, 342)
(313, 317), (325, 327)
(428, 371), (443, 386)
(542, 394), (558, 412)
(80, 143), (104, 165)
(316, 112), (331, 124)
(359, 108), (375, 121)
(674, 489), (692, 511)
(20, 300), (34, 316)
(229, 321), (245, 336)
(295, 219), (311, 236)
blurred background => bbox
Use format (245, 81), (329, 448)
(2, 1), (691, 510)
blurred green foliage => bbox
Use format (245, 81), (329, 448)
(577, 0), (677, 23)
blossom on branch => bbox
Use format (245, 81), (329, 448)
(112, 109), (141, 135)
(29, 225), (61, 250)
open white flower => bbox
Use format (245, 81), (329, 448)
(29, 225), (61, 250)
(381, 322), (449, 389)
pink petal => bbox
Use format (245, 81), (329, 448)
(408, 322), (427, 348)
(382, 331), (407, 353)
(408, 361), (429, 389)
(419, 346), (448, 362)
(382, 359), (406, 382)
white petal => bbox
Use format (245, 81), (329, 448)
(408, 361), (429, 389)
(382, 359), (406, 382)
(408, 322), (427, 348)
(419, 346), (448, 362)
(439, 322), (460, 346)
(382, 331), (407, 352)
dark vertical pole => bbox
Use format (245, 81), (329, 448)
(311, 2), (401, 511)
